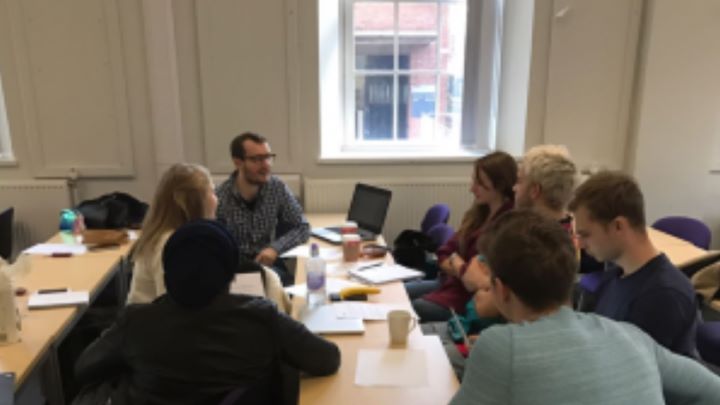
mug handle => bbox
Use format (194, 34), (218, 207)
(407, 316), (417, 336)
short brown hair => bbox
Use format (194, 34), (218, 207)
(485, 210), (577, 311)
(230, 132), (267, 159)
(568, 171), (646, 229)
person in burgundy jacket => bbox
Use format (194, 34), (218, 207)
(406, 151), (517, 322)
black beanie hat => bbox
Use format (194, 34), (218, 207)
(162, 219), (239, 308)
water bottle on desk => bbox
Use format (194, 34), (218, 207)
(59, 209), (85, 244)
(306, 243), (326, 309)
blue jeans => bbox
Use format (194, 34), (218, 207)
(412, 297), (452, 323)
(404, 279), (441, 300)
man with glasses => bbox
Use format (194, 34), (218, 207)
(216, 132), (310, 285)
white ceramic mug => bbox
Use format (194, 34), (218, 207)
(387, 309), (417, 346)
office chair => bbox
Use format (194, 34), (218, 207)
(426, 223), (455, 249)
(0, 207), (13, 260)
(420, 204), (450, 234)
(652, 216), (712, 250)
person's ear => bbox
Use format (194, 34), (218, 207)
(492, 276), (512, 303)
(232, 158), (243, 169)
(529, 183), (541, 200)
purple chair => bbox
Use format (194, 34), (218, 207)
(426, 223), (455, 249)
(420, 204), (451, 234)
(652, 216), (712, 250)
(698, 321), (720, 367)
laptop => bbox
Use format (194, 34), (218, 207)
(311, 183), (392, 244)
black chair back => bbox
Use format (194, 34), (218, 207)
(0, 207), (13, 260)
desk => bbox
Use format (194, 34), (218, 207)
(0, 235), (133, 404)
(295, 214), (459, 404)
(648, 227), (714, 267)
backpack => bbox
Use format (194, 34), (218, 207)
(76, 192), (148, 229)
(392, 230), (438, 277)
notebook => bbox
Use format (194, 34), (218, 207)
(348, 264), (424, 285)
(28, 291), (89, 309)
(311, 183), (392, 244)
(300, 304), (365, 335)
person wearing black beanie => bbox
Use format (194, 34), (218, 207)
(73, 220), (340, 405)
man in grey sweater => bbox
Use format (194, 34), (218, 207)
(451, 210), (720, 405)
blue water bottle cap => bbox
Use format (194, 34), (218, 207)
(59, 209), (77, 232)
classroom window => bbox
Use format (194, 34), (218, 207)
(320, 0), (504, 160)
(0, 72), (14, 162)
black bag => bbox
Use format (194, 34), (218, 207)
(76, 192), (148, 229)
(392, 230), (438, 275)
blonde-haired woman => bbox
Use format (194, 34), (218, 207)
(127, 163), (290, 312)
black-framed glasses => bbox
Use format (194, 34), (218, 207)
(243, 153), (276, 164)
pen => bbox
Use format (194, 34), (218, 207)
(38, 288), (69, 294)
(50, 252), (73, 257)
(356, 262), (383, 271)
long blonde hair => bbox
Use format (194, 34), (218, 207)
(134, 163), (213, 258)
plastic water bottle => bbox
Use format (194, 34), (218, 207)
(306, 243), (327, 309)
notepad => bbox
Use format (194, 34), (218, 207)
(24, 243), (88, 256)
(28, 291), (89, 309)
(349, 264), (424, 285)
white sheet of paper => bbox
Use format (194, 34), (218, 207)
(230, 273), (265, 297)
(284, 278), (364, 297)
(24, 243), (88, 256)
(332, 303), (397, 321)
(28, 291), (90, 309)
(355, 349), (428, 387)
(280, 245), (342, 261)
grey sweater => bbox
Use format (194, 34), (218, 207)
(451, 307), (720, 405)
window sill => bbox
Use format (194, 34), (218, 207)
(318, 148), (485, 165)
(0, 158), (18, 167)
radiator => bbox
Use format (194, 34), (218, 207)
(304, 178), (473, 246)
(0, 180), (71, 257)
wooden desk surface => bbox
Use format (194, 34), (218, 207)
(0, 236), (133, 387)
(647, 227), (713, 267)
(297, 214), (459, 405)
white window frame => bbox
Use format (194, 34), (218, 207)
(321, 0), (504, 161)
(0, 72), (14, 162)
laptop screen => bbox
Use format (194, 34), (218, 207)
(347, 183), (392, 234)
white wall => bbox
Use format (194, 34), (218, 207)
(630, 0), (720, 246)
(1, 0), (720, 247)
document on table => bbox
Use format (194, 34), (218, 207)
(355, 349), (428, 387)
(230, 273), (265, 297)
(24, 243), (88, 256)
